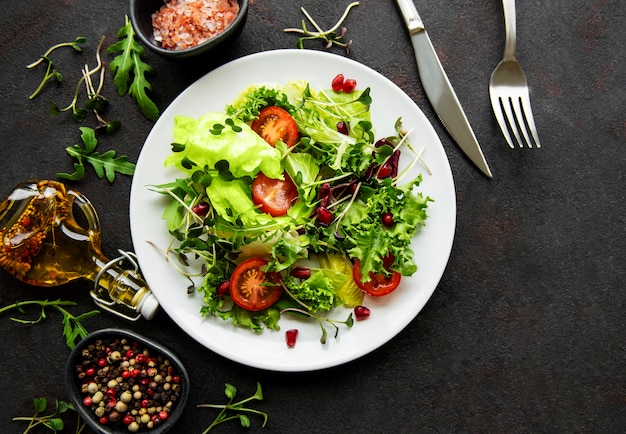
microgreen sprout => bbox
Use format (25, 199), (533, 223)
(0, 299), (99, 349)
(13, 397), (86, 433)
(284, 1), (360, 53)
(198, 382), (268, 432)
(50, 36), (120, 131)
(281, 307), (354, 344)
(209, 117), (243, 135)
(392, 118), (432, 176)
(27, 36), (86, 100)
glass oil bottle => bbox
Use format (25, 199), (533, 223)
(0, 180), (159, 320)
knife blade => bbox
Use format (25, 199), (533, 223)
(395, 0), (493, 178)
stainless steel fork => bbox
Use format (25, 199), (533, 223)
(489, 0), (541, 148)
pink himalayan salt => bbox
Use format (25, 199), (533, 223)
(152, 0), (239, 50)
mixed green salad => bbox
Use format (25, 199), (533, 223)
(152, 76), (432, 340)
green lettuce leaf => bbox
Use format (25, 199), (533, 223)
(165, 112), (283, 179)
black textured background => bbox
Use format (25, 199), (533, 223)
(0, 1), (624, 432)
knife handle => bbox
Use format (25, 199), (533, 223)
(396, 0), (425, 34)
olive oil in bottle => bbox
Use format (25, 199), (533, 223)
(0, 180), (159, 320)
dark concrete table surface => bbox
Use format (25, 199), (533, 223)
(1, 1), (623, 432)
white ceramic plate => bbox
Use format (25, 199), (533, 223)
(130, 49), (456, 372)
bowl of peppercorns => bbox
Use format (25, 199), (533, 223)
(129, 0), (249, 60)
(66, 328), (189, 433)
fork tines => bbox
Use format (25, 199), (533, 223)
(496, 94), (542, 149)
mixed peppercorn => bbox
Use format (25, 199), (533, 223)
(74, 337), (183, 431)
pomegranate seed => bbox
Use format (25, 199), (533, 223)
(342, 78), (357, 93)
(354, 305), (371, 320)
(285, 329), (299, 347)
(377, 163), (393, 179)
(316, 207), (334, 225)
(216, 280), (230, 296)
(319, 182), (331, 199)
(192, 201), (210, 217)
(22, 216), (31, 226)
(331, 73), (345, 92)
(336, 121), (349, 135)
(381, 212), (394, 227)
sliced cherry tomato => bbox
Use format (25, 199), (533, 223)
(252, 172), (299, 217)
(229, 258), (283, 311)
(352, 256), (401, 297)
(251, 106), (298, 147)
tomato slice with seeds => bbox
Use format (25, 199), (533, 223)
(252, 172), (299, 217)
(251, 106), (299, 147)
(229, 258), (283, 311)
(352, 256), (401, 297)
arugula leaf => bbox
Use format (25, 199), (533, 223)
(56, 126), (136, 182)
(107, 15), (159, 121)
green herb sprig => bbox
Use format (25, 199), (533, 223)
(13, 397), (85, 434)
(284, 2), (360, 53)
(281, 307), (354, 344)
(107, 15), (159, 121)
(198, 382), (268, 432)
(49, 36), (120, 133)
(0, 299), (99, 349)
(27, 37), (86, 100)
(56, 126), (136, 182)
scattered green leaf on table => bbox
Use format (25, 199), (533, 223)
(107, 15), (159, 121)
(198, 382), (268, 432)
(0, 299), (99, 349)
(57, 126), (136, 183)
(12, 397), (85, 433)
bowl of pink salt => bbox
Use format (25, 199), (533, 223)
(130, 0), (248, 60)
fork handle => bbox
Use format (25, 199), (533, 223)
(502, 0), (517, 60)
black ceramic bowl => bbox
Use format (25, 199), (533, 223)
(129, 0), (249, 60)
(66, 328), (189, 433)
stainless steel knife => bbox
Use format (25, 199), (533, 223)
(395, 0), (493, 178)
